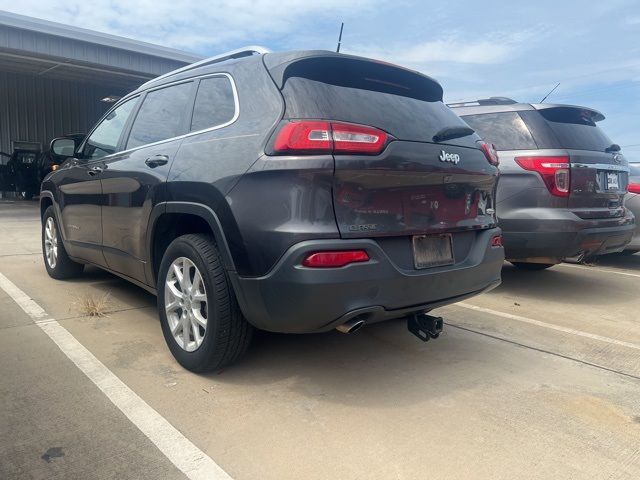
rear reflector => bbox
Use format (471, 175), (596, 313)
(302, 250), (370, 268)
(478, 141), (499, 166)
(272, 121), (388, 155)
(491, 235), (503, 247)
(629, 183), (640, 194)
(515, 156), (571, 197)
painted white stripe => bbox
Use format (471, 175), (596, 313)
(558, 262), (640, 278)
(456, 302), (640, 351)
(0, 272), (232, 480)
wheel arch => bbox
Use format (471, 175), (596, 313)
(146, 202), (237, 288)
(39, 190), (54, 221)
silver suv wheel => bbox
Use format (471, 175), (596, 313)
(44, 216), (58, 269)
(164, 257), (208, 352)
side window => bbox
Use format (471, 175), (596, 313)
(82, 97), (138, 160)
(127, 82), (193, 149)
(462, 112), (537, 151)
(190, 76), (236, 132)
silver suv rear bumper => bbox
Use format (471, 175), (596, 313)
(500, 207), (635, 261)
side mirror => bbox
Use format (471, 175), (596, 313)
(50, 137), (78, 158)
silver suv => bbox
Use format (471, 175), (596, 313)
(450, 97), (635, 269)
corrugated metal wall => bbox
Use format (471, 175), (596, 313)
(0, 70), (126, 160)
(0, 23), (193, 77)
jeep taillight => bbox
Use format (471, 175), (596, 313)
(629, 183), (640, 194)
(272, 121), (389, 155)
(478, 141), (499, 166)
(515, 156), (571, 197)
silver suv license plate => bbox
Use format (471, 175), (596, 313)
(412, 234), (454, 269)
(606, 172), (619, 190)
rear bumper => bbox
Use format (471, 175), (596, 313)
(230, 228), (504, 333)
(500, 207), (635, 260)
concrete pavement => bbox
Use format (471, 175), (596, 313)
(1, 199), (640, 479)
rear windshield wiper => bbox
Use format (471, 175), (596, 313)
(432, 126), (475, 143)
(605, 144), (621, 153)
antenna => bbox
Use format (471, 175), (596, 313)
(540, 82), (560, 103)
(336, 22), (344, 53)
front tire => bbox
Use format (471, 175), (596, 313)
(42, 206), (84, 279)
(157, 234), (253, 372)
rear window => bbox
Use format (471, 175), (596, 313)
(629, 163), (640, 182)
(275, 57), (477, 146)
(538, 107), (613, 152)
(461, 112), (537, 151)
(127, 82), (193, 149)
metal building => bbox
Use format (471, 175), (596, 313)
(0, 10), (202, 190)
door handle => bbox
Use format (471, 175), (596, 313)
(145, 155), (169, 168)
(87, 165), (104, 176)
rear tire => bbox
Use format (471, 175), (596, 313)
(42, 206), (84, 279)
(157, 234), (253, 372)
(510, 262), (555, 271)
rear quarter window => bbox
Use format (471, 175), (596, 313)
(461, 112), (537, 151)
(191, 76), (236, 132)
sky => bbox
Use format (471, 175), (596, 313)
(2, 0), (639, 157)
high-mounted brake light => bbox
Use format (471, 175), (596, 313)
(302, 250), (370, 268)
(629, 183), (640, 194)
(272, 121), (388, 155)
(478, 141), (499, 166)
(515, 156), (571, 197)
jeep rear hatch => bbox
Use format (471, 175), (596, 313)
(265, 52), (498, 238)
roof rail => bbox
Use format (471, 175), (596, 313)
(139, 45), (271, 88)
(447, 97), (518, 108)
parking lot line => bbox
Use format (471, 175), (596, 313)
(558, 262), (640, 278)
(456, 302), (640, 351)
(0, 271), (233, 480)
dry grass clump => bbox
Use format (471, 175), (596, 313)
(74, 292), (112, 317)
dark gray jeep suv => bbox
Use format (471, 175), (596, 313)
(450, 97), (634, 269)
(41, 48), (503, 371)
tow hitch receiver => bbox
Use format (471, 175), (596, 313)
(407, 313), (444, 342)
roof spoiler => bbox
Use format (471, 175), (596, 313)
(532, 104), (605, 122)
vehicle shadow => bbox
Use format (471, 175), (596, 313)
(208, 317), (532, 408)
(591, 252), (640, 271)
(63, 266), (157, 312)
(68, 267), (531, 408)
(486, 263), (630, 306)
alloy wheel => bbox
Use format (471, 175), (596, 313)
(44, 217), (58, 269)
(164, 257), (208, 352)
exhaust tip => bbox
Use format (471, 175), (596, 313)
(336, 318), (366, 334)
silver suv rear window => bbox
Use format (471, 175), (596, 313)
(538, 107), (613, 152)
